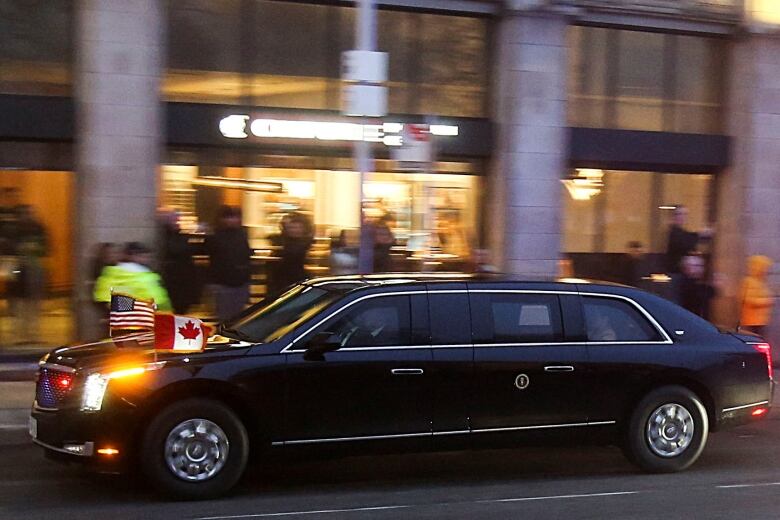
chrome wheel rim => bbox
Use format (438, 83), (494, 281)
(646, 403), (695, 458)
(164, 418), (229, 482)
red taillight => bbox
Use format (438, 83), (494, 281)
(57, 375), (72, 389)
(753, 343), (773, 380)
(752, 408), (768, 417)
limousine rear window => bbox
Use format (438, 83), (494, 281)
(582, 296), (663, 342)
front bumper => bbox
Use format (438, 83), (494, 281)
(30, 404), (140, 471)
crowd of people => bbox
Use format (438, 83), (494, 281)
(1, 189), (776, 343)
(86, 205), (419, 325)
(588, 205), (774, 333)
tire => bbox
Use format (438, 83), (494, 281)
(624, 385), (709, 473)
(141, 398), (249, 500)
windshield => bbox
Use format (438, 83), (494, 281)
(223, 285), (340, 343)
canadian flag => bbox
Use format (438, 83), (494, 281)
(154, 314), (212, 352)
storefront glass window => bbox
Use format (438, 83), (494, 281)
(0, 0), (73, 96)
(603, 171), (654, 252)
(163, 0), (489, 117)
(250, 1), (335, 109)
(615, 31), (665, 131)
(0, 169), (75, 345)
(673, 35), (725, 134)
(377, 10), (415, 114)
(562, 170), (712, 254)
(748, 0), (780, 25)
(415, 13), (488, 117)
(160, 160), (480, 275)
(568, 26), (609, 128)
(568, 26), (726, 134)
(166, 0), (243, 104)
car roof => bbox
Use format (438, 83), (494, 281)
(303, 273), (631, 293)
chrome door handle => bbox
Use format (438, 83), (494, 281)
(544, 365), (574, 372)
(391, 368), (424, 375)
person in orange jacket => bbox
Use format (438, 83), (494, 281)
(740, 255), (774, 337)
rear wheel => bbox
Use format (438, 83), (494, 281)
(141, 398), (249, 499)
(624, 386), (708, 473)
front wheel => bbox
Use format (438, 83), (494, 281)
(624, 385), (709, 473)
(141, 398), (249, 499)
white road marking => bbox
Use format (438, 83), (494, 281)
(196, 491), (640, 519)
(717, 482), (780, 489)
(197, 505), (411, 519)
(479, 491), (641, 503)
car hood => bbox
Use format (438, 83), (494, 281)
(43, 332), (252, 372)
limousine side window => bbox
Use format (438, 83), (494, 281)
(582, 296), (663, 342)
(470, 293), (563, 344)
(308, 295), (413, 348)
(429, 292), (471, 345)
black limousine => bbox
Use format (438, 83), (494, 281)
(31, 275), (774, 498)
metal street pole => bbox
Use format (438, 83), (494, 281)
(356, 0), (376, 274)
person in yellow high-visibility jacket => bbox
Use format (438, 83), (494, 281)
(94, 242), (172, 312)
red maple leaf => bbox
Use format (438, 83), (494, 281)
(178, 320), (201, 343)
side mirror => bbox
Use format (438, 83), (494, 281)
(303, 331), (340, 361)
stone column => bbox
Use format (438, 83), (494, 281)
(713, 32), (780, 351)
(488, 10), (568, 276)
(74, 0), (164, 340)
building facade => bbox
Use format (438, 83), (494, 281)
(1, 0), (779, 345)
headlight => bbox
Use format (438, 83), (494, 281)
(80, 362), (166, 412)
(82, 373), (110, 411)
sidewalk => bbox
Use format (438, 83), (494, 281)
(0, 381), (33, 443)
(0, 296), (74, 353)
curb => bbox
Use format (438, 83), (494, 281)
(0, 347), (50, 364)
(0, 363), (39, 381)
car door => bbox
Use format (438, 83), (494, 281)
(580, 293), (678, 424)
(427, 284), (474, 435)
(469, 289), (590, 431)
(283, 292), (433, 443)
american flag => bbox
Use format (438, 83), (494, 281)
(110, 294), (155, 332)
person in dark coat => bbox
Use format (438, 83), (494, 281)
(372, 216), (395, 273)
(267, 213), (313, 299)
(161, 212), (199, 315)
(666, 205), (711, 303)
(679, 253), (719, 320)
(8, 205), (48, 343)
(206, 206), (252, 322)
(621, 241), (649, 287)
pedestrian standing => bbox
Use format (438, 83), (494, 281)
(94, 242), (172, 312)
(373, 216), (395, 273)
(267, 213), (313, 298)
(9, 205), (48, 344)
(622, 241), (649, 288)
(739, 255), (774, 337)
(90, 242), (121, 283)
(665, 206), (710, 303)
(206, 206), (252, 321)
(161, 211), (199, 314)
(329, 229), (359, 276)
(679, 253), (719, 320)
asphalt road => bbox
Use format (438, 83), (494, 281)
(2, 391), (780, 520)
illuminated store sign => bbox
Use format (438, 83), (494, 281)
(218, 115), (458, 147)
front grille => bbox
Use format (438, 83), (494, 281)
(36, 367), (75, 409)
